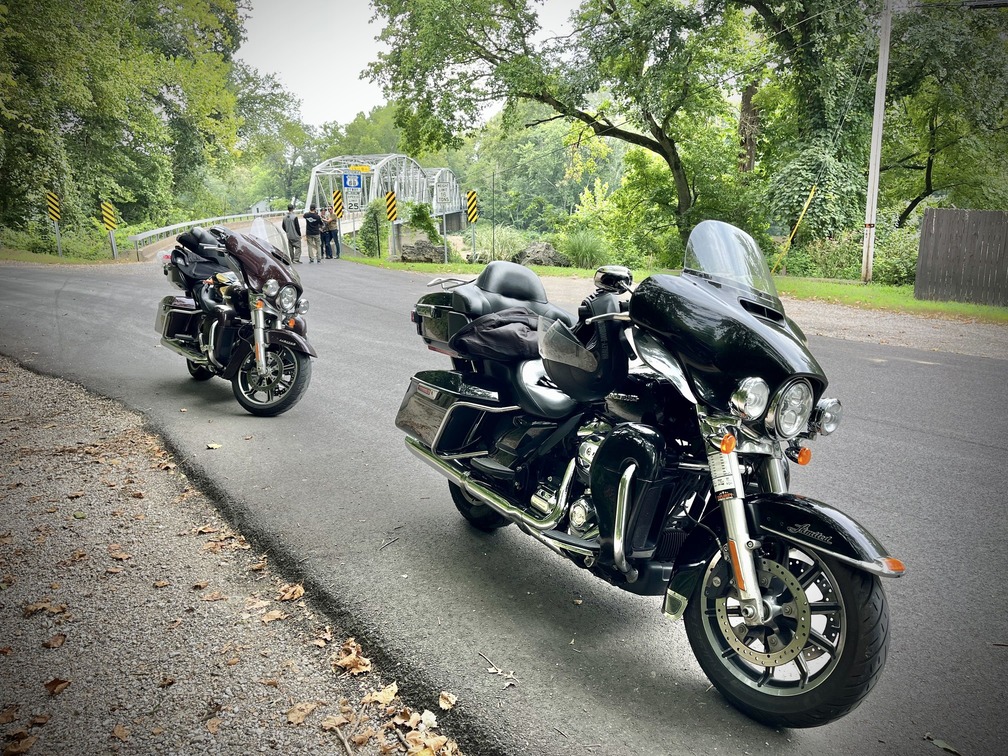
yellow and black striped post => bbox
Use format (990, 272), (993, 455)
(100, 200), (118, 259)
(466, 190), (479, 223)
(466, 190), (479, 259)
(46, 191), (63, 257)
(332, 189), (343, 219)
(385, 191), (397, 222)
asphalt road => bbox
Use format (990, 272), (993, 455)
(0, 257), (1005, 756)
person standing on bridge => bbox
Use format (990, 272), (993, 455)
(282, 204), (302, 263)
(326, 207), (341, 259)
(303, 204), (324, 263)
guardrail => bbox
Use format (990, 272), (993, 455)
(127, 211), (287, 256)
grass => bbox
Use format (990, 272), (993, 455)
(0, 246), (138, 265)
(5, 243), (1005, 324)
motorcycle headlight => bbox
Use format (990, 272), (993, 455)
(730, 377), (769, 420)
(263, 278), (280, 297)
(296, 297), (310, 315)
(276, 285), (298, 312)
(811, 397), (842, 436)
(767, 379), (814, 439)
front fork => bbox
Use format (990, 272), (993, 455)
(700, 412), (786, 626)
(252, 299), (268, 376)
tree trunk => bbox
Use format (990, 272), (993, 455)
(738, 82), (759, 173)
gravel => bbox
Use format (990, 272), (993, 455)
(0, 355), (462, 755)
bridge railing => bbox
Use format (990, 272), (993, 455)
(127, 211), (286, 256)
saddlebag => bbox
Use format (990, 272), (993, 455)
(395, 370), (512, 453)
(155, 295), (199, 339)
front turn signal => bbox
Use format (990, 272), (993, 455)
(879, 556), (906, 576)
(796, 447), (812, 465)
(720, 434), (736, 454)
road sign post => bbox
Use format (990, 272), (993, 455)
(436, 183), (450, 263)
(46, 191), (62, 257)
(101, 200), (118, 259)
(466, 190), (479, 261)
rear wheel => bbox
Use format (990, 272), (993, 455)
(684, 538), (889, 728)
(449, 483), (511, 531)
(186, 360), (214, 381)
(231, 345), (311, 416)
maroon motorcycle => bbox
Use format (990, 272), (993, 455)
(155, 225), (314, 416)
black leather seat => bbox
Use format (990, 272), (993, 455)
(451, 261), (574, 326)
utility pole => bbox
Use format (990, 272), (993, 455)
(862, 0), (893, 283)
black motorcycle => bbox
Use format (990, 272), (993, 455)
(396, 220), (904, 727)
(156, 225), (314, 416)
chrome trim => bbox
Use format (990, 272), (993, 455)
(252, 305), (267, 375)
(205, 321), (224, 368)
(766, 377), (814, 440)
(633, 329), (697, 404)
(760, 525), (905, 578)
(761, 456), (789, 494)
(614, 464), (639, 582)
(430, 401), (520, 456)
(404, 437), (571, 532)
(539, 531), (598, 557)
(159, 337), (206, 364)
(585, 311), (632, 324)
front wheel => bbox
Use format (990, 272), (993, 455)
(231, 345), (311, 416)
(684, 539), (889, 728)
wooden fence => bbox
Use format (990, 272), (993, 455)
(915, 208), (1007, 306)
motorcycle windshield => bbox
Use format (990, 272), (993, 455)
(683, 220), (778, 305)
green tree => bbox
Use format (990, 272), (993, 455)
(0, 0), (246, 229)
(881, 3), (1008, 226)
(368, 0), (758, 236)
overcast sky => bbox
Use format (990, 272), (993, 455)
(236, 0), (580, 128)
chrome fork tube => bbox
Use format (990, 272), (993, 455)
(701, 412), (766, 624)
(252, 301), (268, 375)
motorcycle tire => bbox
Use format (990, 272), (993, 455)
(449, 482), (511, 532)
(231, 345), (311, 417)
(186, 360), (215, 381)
(684, 539), (889, 728)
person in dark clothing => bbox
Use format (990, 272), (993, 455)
(303, 204), (324, 263)
(325, 208), (340, 258)
(281, 204), (302, 263)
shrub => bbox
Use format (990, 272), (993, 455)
(562, 228), (609, 269)
(782, 231), (861, 279)
(0, 222), (117, 260)
(472, 224), (527, 262)
(404, 202), (442, 245)
(872, 226), (919, 286)
(356, 199), (390, 257)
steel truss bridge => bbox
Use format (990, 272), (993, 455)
(304, 154), (466, 233)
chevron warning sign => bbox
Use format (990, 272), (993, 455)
(46, 191), (61, 222)
(332, 189), (344, 219)
(466, 190), (478, 223)
(100, 200), (117, 231)
(385, 191), (397, 222)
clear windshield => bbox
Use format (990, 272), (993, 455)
(683, 220), (778, 301)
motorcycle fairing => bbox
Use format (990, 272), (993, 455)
(629, 274), (827, 412)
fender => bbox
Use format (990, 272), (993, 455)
(749, 492), (904, 578)
(662, 492), (904, 621)
(221, 328), (316, 380)
(266, 328), (317, 358)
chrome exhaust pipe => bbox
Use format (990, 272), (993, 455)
(160, 336), (209, 365)
(404, 436), (571, 531)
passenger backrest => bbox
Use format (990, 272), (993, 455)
(451, 261), (574, 326)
